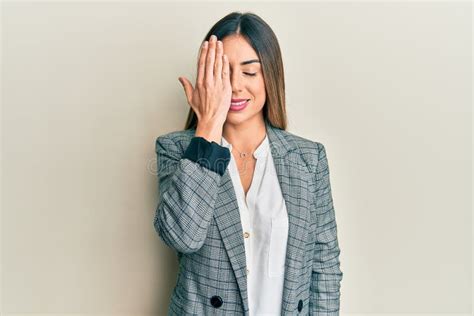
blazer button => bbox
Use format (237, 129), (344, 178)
(210, 295), (223, 308)
(297, 299), (303, 312)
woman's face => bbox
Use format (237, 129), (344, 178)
(221, 35), (266, 125)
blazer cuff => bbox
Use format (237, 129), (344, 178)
(182, 136), (231, 176)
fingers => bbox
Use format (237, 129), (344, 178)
(205, 35), (217, 84)
(196, 41), (208, 88)
(222, 54), (229, 87)
(214, 40), (223, 81)
(178, 77), (193, 105)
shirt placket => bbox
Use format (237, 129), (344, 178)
(221, 136), (268, 278)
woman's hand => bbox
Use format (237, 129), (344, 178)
(178, 35), (232, 142)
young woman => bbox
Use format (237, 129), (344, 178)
(154, 11), (343, 315)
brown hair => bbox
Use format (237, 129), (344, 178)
(184, 11), (287, 131)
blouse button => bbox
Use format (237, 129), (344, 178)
(246, 268), (250, 275)
(244, 232), (250, 238)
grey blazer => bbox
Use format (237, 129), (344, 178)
(153, 120), (343, 315)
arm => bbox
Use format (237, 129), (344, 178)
(309, 142), (344, 315)
(153, 134), (230, 254)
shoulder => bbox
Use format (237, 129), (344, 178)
(279, 129), (326, 173)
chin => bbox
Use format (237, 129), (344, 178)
(225, 114), (247, 124)
(226, 110), (263, 125)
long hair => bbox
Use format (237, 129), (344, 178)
(184, 11), (288, 131)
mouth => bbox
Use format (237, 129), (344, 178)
(230, 99), (250, 111)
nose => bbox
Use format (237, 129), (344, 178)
(230, 71), (243, 92)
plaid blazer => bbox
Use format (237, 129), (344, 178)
(153, 120), (343, 315)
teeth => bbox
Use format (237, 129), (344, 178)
(231, 100), (248, 106)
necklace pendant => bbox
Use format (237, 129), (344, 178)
(240, 152), (247, 158)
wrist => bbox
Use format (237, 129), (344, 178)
(195, 120), (224, 143)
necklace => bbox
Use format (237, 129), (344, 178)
(235, 147), (252, 159)
(231, 145), (254, 175)
(232, 143), (254, 160)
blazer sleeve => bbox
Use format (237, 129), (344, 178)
(153, 135), (231, 254)
(309, 142), (344, 315)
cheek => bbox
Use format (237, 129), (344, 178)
(251, 84), (266, 111)
(250, 80), (266, 99)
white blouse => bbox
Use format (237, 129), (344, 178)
(220, 134), (289, 316)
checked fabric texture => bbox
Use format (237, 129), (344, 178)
(153, 120), (343, 315)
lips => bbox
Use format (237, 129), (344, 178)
(229, 99), (250, 111)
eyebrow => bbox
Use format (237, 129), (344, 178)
(240, 59), (260, 66)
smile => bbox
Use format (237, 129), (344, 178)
(230, 99), (250, 111)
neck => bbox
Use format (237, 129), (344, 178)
(222, 115), (267, 153)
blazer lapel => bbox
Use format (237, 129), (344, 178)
(213, 169), (249, 310)
(207, 121), (311, 314)
(267, 124), (312, 314)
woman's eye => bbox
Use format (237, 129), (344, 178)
(244, 72), (257, 76)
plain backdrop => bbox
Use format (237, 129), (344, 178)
(1, 1), (472, 315)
